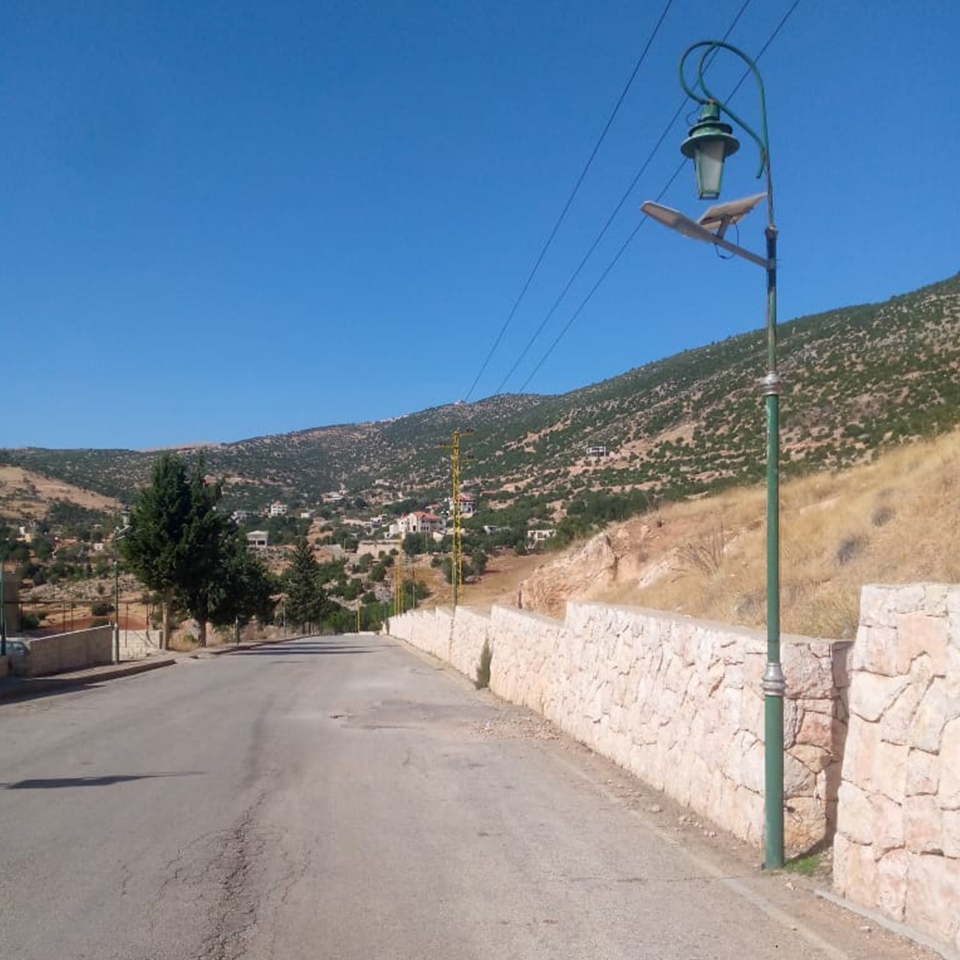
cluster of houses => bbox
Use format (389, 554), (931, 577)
(238, 488), (555, 555)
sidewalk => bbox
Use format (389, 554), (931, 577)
(0, 633), (313, 703)
(0, 655), (177, 702)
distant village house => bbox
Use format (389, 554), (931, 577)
(527, 528), (556, 547)
(246, 530), (269, 550)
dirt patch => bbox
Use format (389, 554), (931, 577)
(0, 465), (121, 518)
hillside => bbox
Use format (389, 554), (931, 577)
(0, 465), (121, 521)
(508, 427), (960, 640)
(2, 270), (959, 517)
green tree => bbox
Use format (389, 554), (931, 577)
(122, 453), (193, 648)
(284, 538), (330, 633)
(401, 532), (429, 557)
(123, 452), (275, 648)
(205, 529), (276, 631)
(176, 460), (231, 646)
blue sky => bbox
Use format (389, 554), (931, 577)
(2, 0), (958, 450)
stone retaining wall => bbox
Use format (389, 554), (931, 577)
(14, 625), (114, 676)
(833, 583), (960, 953)
(391, 586), (960, 955)
(388, 601), (847, 857)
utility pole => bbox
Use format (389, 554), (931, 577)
(1, 554), (7, 658)
(114, 558), (121, 663)
(439, 429), (474, 607)
(394, 547), (404, 616)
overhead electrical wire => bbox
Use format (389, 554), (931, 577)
(462, 0), (678, 403)
(493, 0), (754, 396)
(515, 0), (803, 393)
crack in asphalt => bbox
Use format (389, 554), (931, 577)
(197, 792), (269, 960)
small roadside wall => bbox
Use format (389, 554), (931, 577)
(119, 629), (162, 661)
(13, 625), (114, 677)
(387, 601), (845, 857)
(833, 583), (960, 954)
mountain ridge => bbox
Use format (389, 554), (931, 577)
(2, 269), (959, 514)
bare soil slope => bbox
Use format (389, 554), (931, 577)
(0, 465), (121, 519)
(510, 428), (960, 639)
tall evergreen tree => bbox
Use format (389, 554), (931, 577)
(284, 537), (330, 633)
(121, 453), (192, 648)
(208, 530), (276, 630)
(176, 459), (230, 646)
(124, 452), (276, 647)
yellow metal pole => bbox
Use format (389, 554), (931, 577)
(397, 547), (404, 615)
(453, 432), (462, 599)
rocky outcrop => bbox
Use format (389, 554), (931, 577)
(518, 533), (618, 617)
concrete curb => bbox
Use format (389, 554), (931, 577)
(0, 657), (176, 702)
(0, 635), (314, 703)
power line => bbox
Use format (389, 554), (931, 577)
(494, 0), (754, 396)
(462, 0), (678, 403)
(516, 0), (803, 393)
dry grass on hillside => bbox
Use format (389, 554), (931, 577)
(0, 465), (121, 517)
(408, 551), (543, 612)
(551, 429), (960, 639)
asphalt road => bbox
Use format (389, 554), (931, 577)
(0, 635), (928, 960)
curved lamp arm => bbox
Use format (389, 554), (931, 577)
(679, 40), (773, 218)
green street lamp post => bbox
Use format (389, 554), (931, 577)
(642, 39), (784, 869)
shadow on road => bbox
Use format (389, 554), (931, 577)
(2, 771), (206, 790)
(235, 643), (380, 656)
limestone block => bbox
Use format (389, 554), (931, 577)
(729, 784), (762, 844)
(834, 834), (878, 904)
(784, 643), (835, 699)
(740, 738), (766, 794)
(910, 680), (954, 753)
(719, 685), (742, 727)
(796, 707), (840, 750)
(942, 811), (960, 858)
(923, 584), (950, 617)
(784, 696), (800, 751)
(894, 611), (948, 675)
(785, 796), (826, 857)
(873, 740), (909, 802)
(904, 854), (960, 947)
(890, 584), (928, 615)
(832, 641), (854, 689)
(948, 586), (960, 618)
(791, 743), (831, 775)
(906, 748), (941, 796)
(876, 848), (909, 921)
(851, 625), (895, 677)
(939, 717), (960, 810)
(725, 661), (744, 689)
(740, 690), (764, 740)
(744, 650), (767, 686)
(948, 644), (960, 701)
(849, 672), (908, 723)
(904, 795), (943, 854)
(881, 679), (927, 746)
(841, 717), (881, 791)
(784, 753), (817, 797)
(859, 584), (895, 630)
(869, 792), (904, 855)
